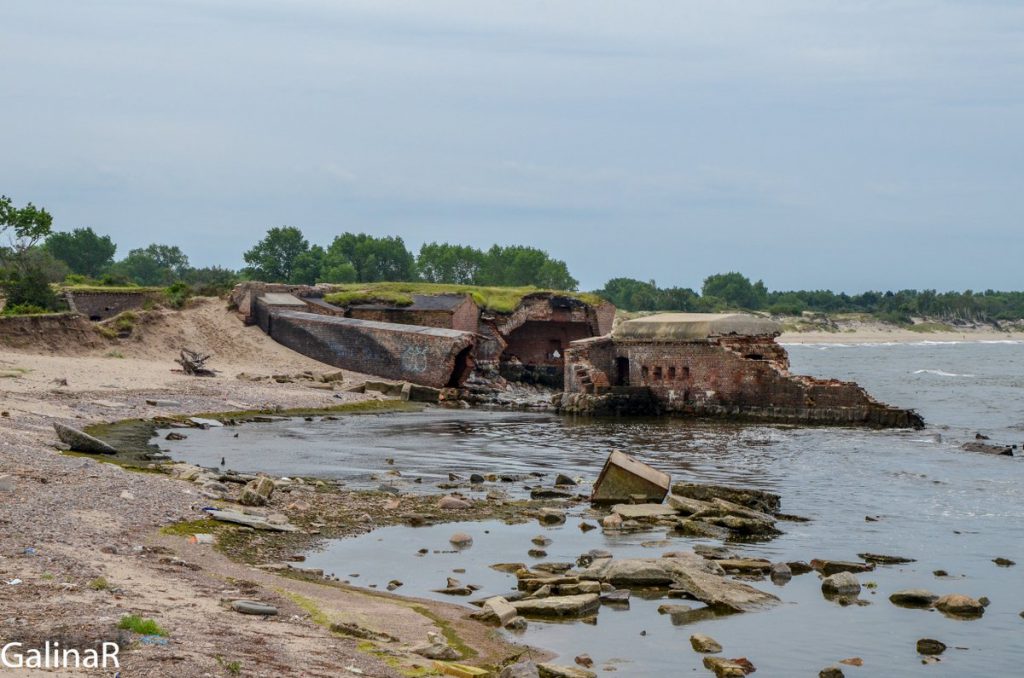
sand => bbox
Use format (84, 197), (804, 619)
(0, 299), (535, 677)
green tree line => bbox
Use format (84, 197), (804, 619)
(4, 195), (1024, 322)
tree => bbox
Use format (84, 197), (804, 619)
(326, 233), (416, 282)
(701, 272), (767, 310)
(291, 245), (326, 285)
(417, 242), (485, 284)
(478, 245), (578, 290)
(242, 226), (311, 283)
(43, 227), (117, 278)
(0, 195), (54, 272)
(108, 244), (190, 286)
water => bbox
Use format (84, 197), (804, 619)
(160, 341), (1024, 676)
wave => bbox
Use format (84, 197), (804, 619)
(913, 369), (976, 378)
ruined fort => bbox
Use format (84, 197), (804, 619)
(227, 283), (923, 428)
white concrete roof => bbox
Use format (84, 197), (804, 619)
(613, 313), (781, 341)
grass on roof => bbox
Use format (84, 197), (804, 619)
(59, 284), (165, 294)
(323, 282), (603, 314)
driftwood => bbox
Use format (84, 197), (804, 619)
(175, 348), (217, 377)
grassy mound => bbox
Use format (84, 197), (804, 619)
(323, 282), (603, 314)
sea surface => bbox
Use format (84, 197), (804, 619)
(159, 341), (1024, 676)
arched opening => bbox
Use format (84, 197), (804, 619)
(446, 346), (475, 387)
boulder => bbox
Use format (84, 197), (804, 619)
(671, 482), (781, 514)
(819, 668), (844, 678)
(889, 589), (939, 608)
(471, 596), (518, 626)
(674, 520), (730, 539)
(510, 594), (601, 618)
(690, 633), (723, 653)
(500, 661), (541, 678)
(411, 631), (459, 660)
(240, 476), (276, 506)
(537, 664), (596, 678)
(935, 594), (985, 618)
(702, 657), (751, 677)
(769, 562), (792, 584)
(821, 572), (860, 596)
(811, 559), (874, 576)
(555, 474), (577, 486)
(438, 495), (472, 510)
(538, 508), (566, 525)
(449, 532), (473, 546)
(53, 422), (117, 454)
(917, 638), (946, 655)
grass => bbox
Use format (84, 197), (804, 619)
(323, 282), (604, 314)
(60, 284), (165, 294)
(117, 614), (168, 637)
(104, 350), (125, 358)
(88, 576), (111, 591)
(907, 321), (955, 333)
(160, 518), (223, 537)
(216, 657), (242, 675)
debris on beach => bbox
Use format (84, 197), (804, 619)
(175, 348), (218, 376)
(204, 507), (298, 532)
(53, 422), (117, 454)
(591, 451), (670, 504)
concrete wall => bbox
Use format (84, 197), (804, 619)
(66, 292), (154, 321)
(267, 310), (476, 388)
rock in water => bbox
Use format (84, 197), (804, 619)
(537, 664), (597, 678)
(935, 594), (985, 618)
(819, 668), (844, 678)
(500, 661), (541, 678)
(917, 638), (946, 655)
(811, 559), (874, 576)
(889, 589), (939, 608)
(510, 594), (601, 618)
(702, 657), (752, 677)
(438, 495), (472, 510)
(53, 422), (117, 454)
(690, 633), (723, 653)
(821, 572), (861, 596)
(449, 532), (473, 546)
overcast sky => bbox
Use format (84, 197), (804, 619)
(2, 0), (1022, 292)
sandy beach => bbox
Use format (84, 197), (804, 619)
(0, 299), (538, 677)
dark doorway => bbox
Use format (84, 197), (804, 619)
(446, 346), (475, 387)
(615, 357), (630, 386)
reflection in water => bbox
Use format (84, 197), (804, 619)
(161, 343), (1024, 676)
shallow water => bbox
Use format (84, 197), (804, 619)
(160, 342), (1024, 676)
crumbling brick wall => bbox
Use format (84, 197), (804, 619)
(66, 291), (157, 321)
(565, 334), (922, 427)
(267, 310), (476, 388)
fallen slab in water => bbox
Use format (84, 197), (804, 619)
(591, 450), (671, 505)
(53, 422), (117, 454)
(580, 554), (778, 612)
(510, 593), (601, 618)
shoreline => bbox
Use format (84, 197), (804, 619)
(0, 300), (549, 677)
(779, 328), (1024, 345)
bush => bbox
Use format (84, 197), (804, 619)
(117, 614), (167, 636)
(1, 303), (52, 316)
(1, 267), (61, 311)
(164, 282), (191, 309)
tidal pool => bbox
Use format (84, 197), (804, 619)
(160, 342), (1024, 675)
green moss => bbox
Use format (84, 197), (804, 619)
(323, 282), (602, 314)
(188, 398), (422, 421)
(411, 605), (477, 660)
(117, 614), (168, 636)
(59, 450), (168, 474)
(281, 591), (332, 626)
(160, 518), (223, 537)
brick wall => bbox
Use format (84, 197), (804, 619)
(67, 292), (155, 321)
(267, 310), (476, 388)
(565, 335), (923, 427)
(349, 308), (455, 329)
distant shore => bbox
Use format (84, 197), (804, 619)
(779, 327), (1024, 345)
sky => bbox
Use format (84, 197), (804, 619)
(1, 0), (1022, 292)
